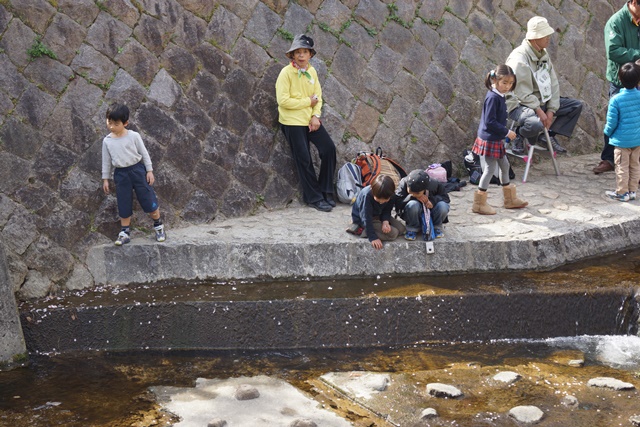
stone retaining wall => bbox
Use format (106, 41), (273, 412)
(0, 238), (26, 363)
(0, 0), (616, 298)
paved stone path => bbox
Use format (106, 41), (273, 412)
(87, 153), (640, 286)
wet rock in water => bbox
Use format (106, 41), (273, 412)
(493, 371), (521, 384)
(568, 359), (584, 367)
(207, 419), (227, 427)
(587, 377), (635, 390)
(319, 372), (389, 399)
(420, 408), (438, 419)
(362, 373), (389, 392)
(630, 415), (640, 426)
(561, 395), (579, 408)
(426, 383), (463, 398)
(508, 405), (544, 423)
(289, 419), (317, 427)
(234, 384), (260, 400)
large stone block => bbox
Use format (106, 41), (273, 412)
(208, 97), (252, 137)
(86, 12), (133, 57)
(16, 85), (56, 129)
(230, 37), (272, 78)
(219, 183), (257, 218)
(0, 246), (25, 365)
(104, 69), (147, 110)
(58, 0), (100, 27)
(33, 141), (77, 189)
(193, 160), (231, 200)
(43, 13), (87, 65)
(0, 152), (33, 195)
(182, 190), (217, 224)
(14, 182), (58, 217)
(70, 44), (119, 86)
(139, 0), (183, 27)
(354, 0), (387, 29)
(0, 55), (28, 100)
(174, 97), (212, 141)
(115, 39), (161, 86)
(0, 117), (45, 160)
(281, 3), (314, 37)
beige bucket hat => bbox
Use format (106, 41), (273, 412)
(526, 16), (554, 39)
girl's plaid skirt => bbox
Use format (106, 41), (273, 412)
(472, 137), (505, 159)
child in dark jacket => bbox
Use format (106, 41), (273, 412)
(395, 169), (450, 240)
(348, 174), (405, 250)
(472, 64), (528, 215)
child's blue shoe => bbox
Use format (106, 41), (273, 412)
(605, 190), (630, 202)
(404, 231), (417, 241)
(434, 229), (444, 239)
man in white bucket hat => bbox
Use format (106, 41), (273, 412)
(505, 16), (583, 155)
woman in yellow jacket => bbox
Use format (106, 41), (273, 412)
(276, 35), (337, 212)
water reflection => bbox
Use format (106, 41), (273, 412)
(1, 337), (638, 427)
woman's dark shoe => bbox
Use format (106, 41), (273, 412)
(309, 200), (333, 212)
(323, 192), (336, 207)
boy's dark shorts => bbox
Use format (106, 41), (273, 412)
(114, 162), (159, 218)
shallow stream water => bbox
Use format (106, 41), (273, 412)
(2, 251), (640, 426)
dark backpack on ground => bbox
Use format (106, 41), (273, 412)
(463, 149), (515, 185)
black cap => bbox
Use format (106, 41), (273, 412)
(406, 169), (430, 192)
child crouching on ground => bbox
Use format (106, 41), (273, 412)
(395, 169), (450, 240)
(101, 103), (166, 245)
(346, 174), (405, 250)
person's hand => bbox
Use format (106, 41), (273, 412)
(507, 130), (517, 140)
(371, 239), (383, 250)
(309, 115), (321, 132)
(417, 193), (431, 208)
(537, 108), (554, 129)
(544, 110), (555, 129)
(146, 171), (155, 185)
(381, 221), (391, 234)
(310, 95), (318, 107)
(102, 179), (110, 194)
(536, 108), (548, 128)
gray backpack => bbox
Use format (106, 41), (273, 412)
(336, 162), (362, 204)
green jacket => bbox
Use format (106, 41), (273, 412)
(505, 39), (560, 113)
(605, 3), (640, 87)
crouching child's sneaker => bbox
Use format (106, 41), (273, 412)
(434, 229), (444, 239)
(605, 190), (630, 202)
(404, 231), (417, 241)
(154, 224), (166, 242)
(115, 231), (130, 246)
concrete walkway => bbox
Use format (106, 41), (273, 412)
(87, 153), (640, 286)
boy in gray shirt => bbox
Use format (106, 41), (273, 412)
(102, 103), (165, 245)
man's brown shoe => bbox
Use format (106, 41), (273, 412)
(593, 160), (614, 174)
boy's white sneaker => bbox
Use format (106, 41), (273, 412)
(154, 224), (166, 242)
(115, 231), (130, 246)
(629, 192), (636, 201)
(605, 190), (630, 202)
